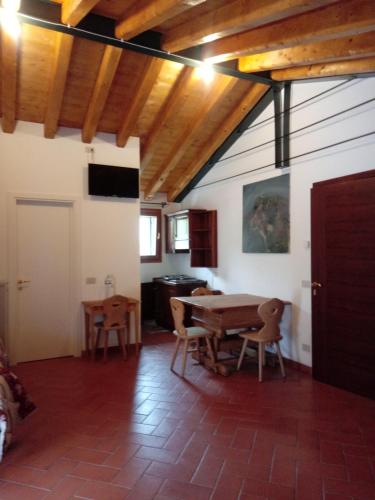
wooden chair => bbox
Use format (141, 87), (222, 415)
(94, 295), (128, 362)
(191, 287), (214, 296)
(170, 297), (216, 377)
(237, 298), (286, 382)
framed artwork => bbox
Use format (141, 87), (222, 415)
(242, 174), (290, 253)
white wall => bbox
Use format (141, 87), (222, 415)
(176, 77), (375, 367)
(0, 122), (140, 347)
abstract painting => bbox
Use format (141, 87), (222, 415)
(242, 174), (290, 253)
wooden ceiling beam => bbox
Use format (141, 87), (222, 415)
(163, 0), (338, 54)
(117, 57), (163, 148)
(202, 0), (375, 63)
(239, 32), (375, 73)
(167, 83), (269, 201)
(44, 33), (74, 139)
(115, 0), (207, 40)
(82, 45), (122, 143)
(144, 76), (238, 198)
(1, 30), (18, 133)
(62, 0), (101, 26)
(141, 65), (194, 171)
(272, 57), (375, 80)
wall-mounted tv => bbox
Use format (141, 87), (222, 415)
(88, 163), (139, 199)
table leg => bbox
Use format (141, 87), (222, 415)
(84, 311), (90, 357)
(134, 302), (140, 355)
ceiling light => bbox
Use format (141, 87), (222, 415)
(197, 62), (214, 84)
(202, 33), (219, 44)
(0, 0), (21, 40)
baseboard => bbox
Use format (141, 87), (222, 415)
(284, 357), (312, 375)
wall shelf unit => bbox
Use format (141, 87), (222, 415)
(166, 209), (217, 267)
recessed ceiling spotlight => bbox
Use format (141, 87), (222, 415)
(197, 62), (214, 84)
(0, 0), (21, 40)
(202, 33), (219, 44)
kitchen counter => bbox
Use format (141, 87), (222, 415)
(153, 275), (207, 330)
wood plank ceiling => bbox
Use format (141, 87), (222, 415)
(1, 0), (375, 200)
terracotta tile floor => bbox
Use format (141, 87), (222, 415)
(1, 331), (375, 499)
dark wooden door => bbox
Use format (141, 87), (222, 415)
(311, 170), (375, 399)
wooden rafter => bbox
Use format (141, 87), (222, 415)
(141, 65), (194, 172)
(45, 33), (74, 139)
(115, 0), (206, 40)
(117, 57), (163, 148)
(1, 30), (18, 133)
(163, 0), (338, 54)
(62, 0), (101, 26)
(239, 32), (375, 73)
(272, 57), (375, 80)
(202, 0), (375, 63)
(167, 83), (269, 201)
(82, 45), (122, 143)
(144, 76), (238, 199)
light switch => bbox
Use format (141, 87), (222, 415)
(86, 277), (96, 284)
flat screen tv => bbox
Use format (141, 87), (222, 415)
(88, 163), (139, 198)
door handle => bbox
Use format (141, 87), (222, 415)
(17, 279), (31, 290)
(311, 281), (322, 296)
(311, 282), (322, 288)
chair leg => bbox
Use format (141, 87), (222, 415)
(117, 329), (127, 360)
(170, 338), (180, 371)
(205, 336), (217, 372)
(262, 343), (266, 366)
(275, 341), (286, 378)
(93, 329), (101, 361)
(126, 313), (131, 352)
(103, 332), (109, 363)
(237, 337), (248, 370)
(258, 343), (264, 382)
(181, 339), (189, 377)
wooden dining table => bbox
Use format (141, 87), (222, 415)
(82, 297), (140, 358)
(176, 293), (290, 375)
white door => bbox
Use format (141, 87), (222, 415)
(14, 199), (75, 362)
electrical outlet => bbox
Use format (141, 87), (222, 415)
(85, 146), (94, 153)
(86, 277), (96, 284)
(302, 343), (311, 353)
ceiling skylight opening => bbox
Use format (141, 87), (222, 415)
(197, 62), (214, 84)
(0, 0), (21, 40)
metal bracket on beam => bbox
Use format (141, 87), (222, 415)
(274, 83), (291, 168)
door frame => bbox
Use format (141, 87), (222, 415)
(7, 193), (81, 364)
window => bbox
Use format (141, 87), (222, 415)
(173, 214), (189, 250)
(140, 208), (161, 263)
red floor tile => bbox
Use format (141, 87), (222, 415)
(1, 329), (374, 500)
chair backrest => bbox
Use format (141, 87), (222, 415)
(102, 295), (128, 329)
(191, 287), (214, 296)
(256, 298), (284, 341)
(170, 298), (187, 337)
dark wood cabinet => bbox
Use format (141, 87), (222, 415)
(153, 277), (207, 330)
(189, 210), (217, 268)
(165, 209), (217, 267)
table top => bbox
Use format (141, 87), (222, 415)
(82, 297), (139, 308)
(176, 293), (290, 313)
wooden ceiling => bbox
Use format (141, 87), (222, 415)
(1, 0), (375, 200)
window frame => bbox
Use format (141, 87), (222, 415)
(140, 208), (162, 263)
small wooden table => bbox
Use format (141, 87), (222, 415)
(176, 294), (290, 375)
(82, 298), (140, 357)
